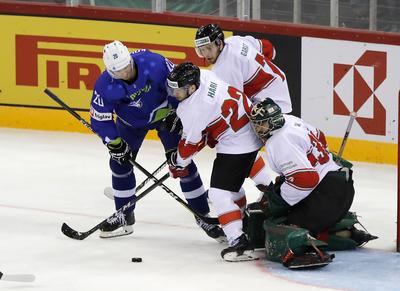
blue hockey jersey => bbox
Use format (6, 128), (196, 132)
(89, 49), (176, 143)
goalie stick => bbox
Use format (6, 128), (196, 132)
(0, 271), (35, 282)
(44, 89), (219, 226)
(104, 161), (167, 200)
(338, 111), (357, 158)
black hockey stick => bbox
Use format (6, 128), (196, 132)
(44, 89), (219, 225)
(0, 271), (35, 282)
(104, 161), (167, 200)
(131, 159), (218, 224)
(61, 173), (169, 240)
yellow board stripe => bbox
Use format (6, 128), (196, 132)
(326, 136), (397, 165)
(0, 106), (159, 139)
(0, 106), (397, 164)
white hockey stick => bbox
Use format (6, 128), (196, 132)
(338, 111), (357, 158)
(0, 271), (35, 282)
(104, 187), (114, 200)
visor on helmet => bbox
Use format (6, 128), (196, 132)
(107, 60), (133, 80)
(167, 79), (191, 99)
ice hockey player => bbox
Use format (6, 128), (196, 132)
(166, 62), (264, 262)
(194, 23), (292, 191)
(194, 23), (291, 112)
(89, 40), (225, 241)
(246, 98), (377, 269)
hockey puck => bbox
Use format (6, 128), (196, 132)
(131, 257), (142, 263)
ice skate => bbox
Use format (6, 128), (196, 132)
(221, 233), (258, 262)
(195, 216), (227, 243)
(99, 211), (135, 238)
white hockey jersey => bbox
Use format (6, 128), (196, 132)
(176, 69), (263, 166)
(228, 35), (276, 60)
(264, 115), (340, 206)
(211, 36), (292, 113)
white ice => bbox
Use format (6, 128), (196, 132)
(0, 128), (398, 291)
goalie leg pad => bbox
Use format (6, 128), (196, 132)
(326, 211), (378, 250)
(263, 220), (333, 269)
(328, 211), (358, 232)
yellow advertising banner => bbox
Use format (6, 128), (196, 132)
(0, 15), (220, 108)
(0, 15), (231, 132)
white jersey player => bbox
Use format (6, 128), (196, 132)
(194, 23), (292, 113)
(264, 114), (340, 205)
(166, 62), (263, 262)
(194, 24), (290, 191)
(250, 98), (356, 236)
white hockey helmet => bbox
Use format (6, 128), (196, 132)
(103, 40), (132, 78)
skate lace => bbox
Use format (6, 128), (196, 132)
(196, 218), (215, 232)
(106, 212), (126, 226)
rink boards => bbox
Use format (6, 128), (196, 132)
(0, 2), (399, 164)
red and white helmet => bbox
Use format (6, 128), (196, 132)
(103, 40), (132, 78)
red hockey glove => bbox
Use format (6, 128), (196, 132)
(166, 149), (189, 179)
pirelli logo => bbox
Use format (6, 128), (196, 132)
(15, 35), (201, 90)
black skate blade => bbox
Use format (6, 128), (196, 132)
(286, 254), (334, 270)
(288, 261), (331, 270)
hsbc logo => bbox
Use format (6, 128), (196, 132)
(333, 50), (387, 136)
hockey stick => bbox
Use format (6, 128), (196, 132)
(0, 271), (35, 282)
(338, 111), (357, 158)
(131, 159), (219, 224)
(104, 161), (167, 200)
(61, 173), (169, 240)
(44, 89), (219, 225)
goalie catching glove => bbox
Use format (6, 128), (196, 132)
(106, 137), (134, 165)
(166, 148), (189, 178)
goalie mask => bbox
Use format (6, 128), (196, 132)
(167, 62), (200, 101)
(194, 24), (225, 61)
(103, 40), (133, 79)
(250, 98), (285, 141)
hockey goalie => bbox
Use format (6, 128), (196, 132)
(244, 98), (377, 269)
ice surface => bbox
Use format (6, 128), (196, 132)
(0, 128), (398, 291)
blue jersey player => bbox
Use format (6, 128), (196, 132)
(90, 40), (225, 241)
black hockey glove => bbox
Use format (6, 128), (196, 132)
(165, 148), (189, 179)
(160, 111), (183, 135)
(106, 137), (133, 165)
